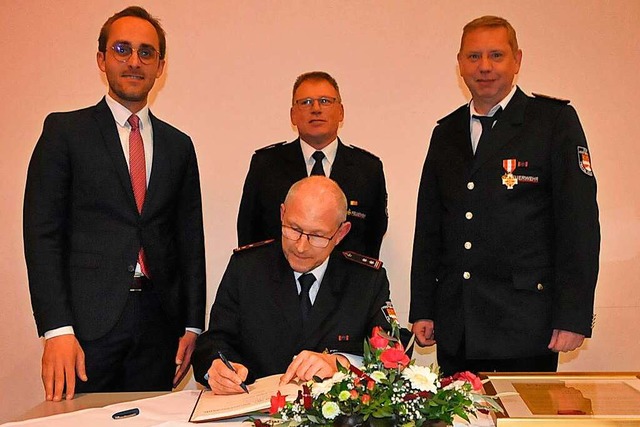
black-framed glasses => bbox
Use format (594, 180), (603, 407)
(293, 97), (339, 110)
(109, 42), (158, 65)
(281, 223), (343, 248)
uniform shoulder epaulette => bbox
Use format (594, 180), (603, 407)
(255, 141), (287, 153)
(346, 144), (380, 160)
(437, 104), (467, 124)
(233, 239), (275, 253)
(342, 251), (383, 270)
(532, 93), (570, 104)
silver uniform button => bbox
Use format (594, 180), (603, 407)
(463, 271), (471, 280)
(464, 241), (472, 250)
(465, 211), (473, 220)
(537, 283), (544, 291)
(467, 182), (475, 190)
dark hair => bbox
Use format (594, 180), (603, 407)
(98, 6), (166, 59)
(460, 15), (519, 55)
(292, 71), (341, 103)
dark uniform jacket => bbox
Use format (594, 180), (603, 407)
(237, 138), (388, 258)
(410, 87), (600, 359)
(23, 98), (206, 341)
(192, 241), (392, 385)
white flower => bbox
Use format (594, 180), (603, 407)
(310, 372), (348, 397)
(370, 370), (387, 382)
(331, 371), (348, 383)
(311, 380), (333, 397)
(322, 401), (341, 419)
(402, 365), (439, 393)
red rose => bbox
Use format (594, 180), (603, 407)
(367, 379), (375, 391)
(369, 326), (389, 349)
(380, 343), (410, 369)
(362, 394), (371, 404)
(454, 371), (483, 391)
(350, 389), (359, 399)
(269, 391), (286, 415)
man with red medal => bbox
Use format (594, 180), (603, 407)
(410, 16), (600, 375)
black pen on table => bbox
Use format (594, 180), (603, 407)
(217, 351), (249, 393)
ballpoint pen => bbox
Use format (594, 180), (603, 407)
(216, 351), (249, 393)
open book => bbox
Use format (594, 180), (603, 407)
(189, 374), (302, 423)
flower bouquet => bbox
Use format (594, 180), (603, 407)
(254, 320), (501, 426)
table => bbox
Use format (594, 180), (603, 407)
(16, 392), (167, 421)
(7, 390), (494, 427)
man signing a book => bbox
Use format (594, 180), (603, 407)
(192, 176), (395, 394)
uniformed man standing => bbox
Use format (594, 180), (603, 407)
(410, 16), (600, 375)
(237, 71), (388, 258)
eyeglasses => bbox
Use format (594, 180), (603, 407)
(293, 97), (339, 110)
(281, 223), (343, 248)
(109, 42), (158, 65)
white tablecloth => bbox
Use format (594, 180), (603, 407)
(3, 391), (495, 427)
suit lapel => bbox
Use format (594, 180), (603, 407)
(327, 139), (353, 182)
(471, 88), (527, 175)
(93, 98), (138, 212)
(286, 139), (309, 181)
(300, 255), (345, 347)
(267, 249), (305, 333)
(145, 113), (169, 216)
(440, 107), (475, 177)
(449, 108), (475, 161)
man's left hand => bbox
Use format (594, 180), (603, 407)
(548, 329), (585, 352)
(280, 350), (348, 385)
(173, 331), (198, 387)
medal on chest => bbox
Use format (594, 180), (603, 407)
(502, 158), (518, 189)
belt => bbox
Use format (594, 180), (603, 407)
(130, 276), (152, 292)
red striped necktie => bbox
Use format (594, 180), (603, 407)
(128, 114), (150, 277)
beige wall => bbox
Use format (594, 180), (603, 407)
(1, 0), (639, 422)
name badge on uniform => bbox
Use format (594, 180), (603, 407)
(502, 158), (518, 189)
(347, 209), (366, 219)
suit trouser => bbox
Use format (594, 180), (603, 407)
(75, 283), (179, 393)
(437, 337), (559, 377)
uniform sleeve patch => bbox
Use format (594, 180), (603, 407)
(577, 146), (594, 176)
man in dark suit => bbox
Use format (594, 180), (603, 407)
(193, 176), (393, 394)
(23, 6), (206, 400)
(237, 71), (388, 258)
(410, 16), (600, 375)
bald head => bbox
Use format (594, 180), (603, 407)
(284, 176), (348, 226)
(280, 176), (351, 273)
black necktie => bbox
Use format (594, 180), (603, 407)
(310, 151), (326, 176)
(472, 107), (502, 157)
(299, 273), (315, 321)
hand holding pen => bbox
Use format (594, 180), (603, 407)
(204, 351), (250, 394)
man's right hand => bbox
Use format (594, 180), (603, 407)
(412, 319), (436, 347)
(207, 358), (249, 395)
(41, 335), (87, 401)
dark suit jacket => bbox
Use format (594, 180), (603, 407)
(410, 88), (600, 359)
(24, 98), (206, 341)
(192, 242), (392, 385)
(237, 138), (388, 258)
